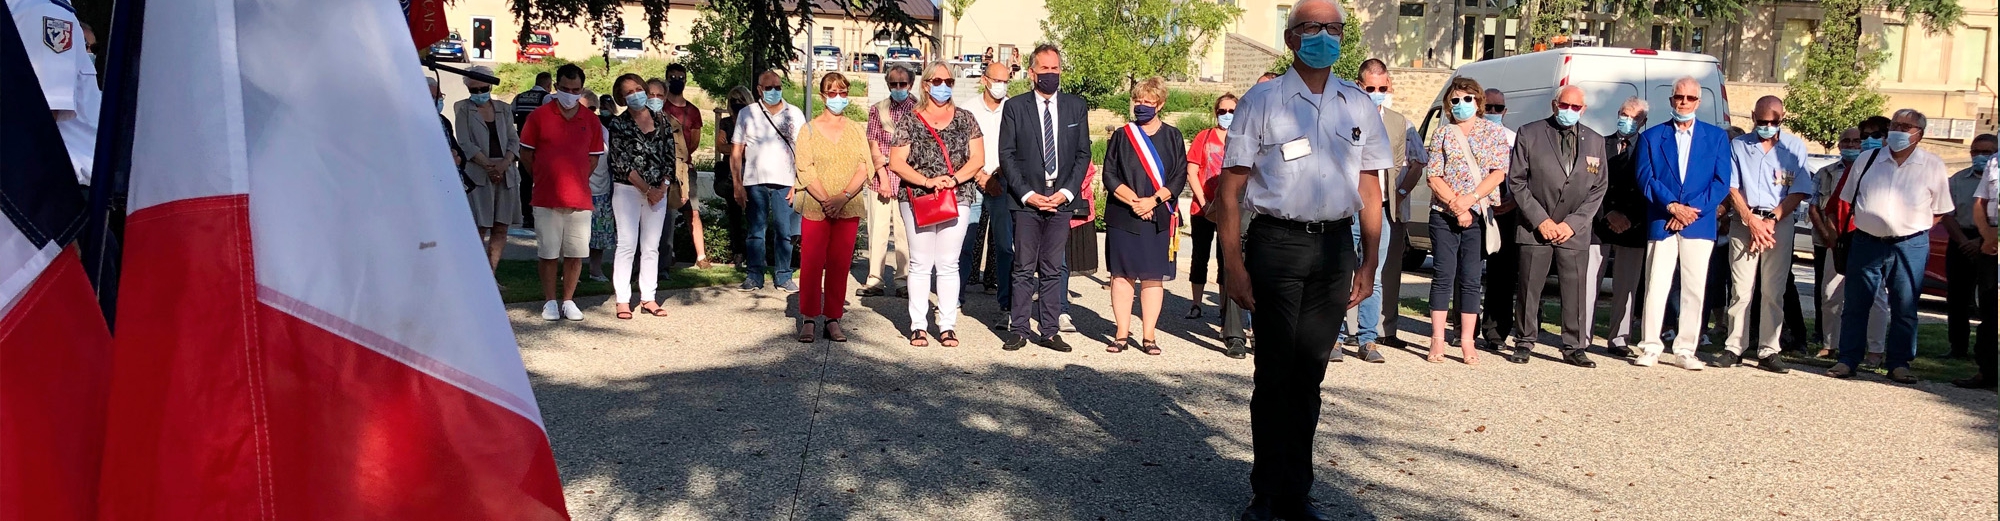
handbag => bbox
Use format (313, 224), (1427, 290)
(904, 111), (962, 228)
(1443, 124), (1503, 254)
(1831, 149), (1885, 275)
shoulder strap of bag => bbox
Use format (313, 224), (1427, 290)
(1836, 149), (1886, 231)
(760, 106), (795, 153)
(904, 110), (955, 200)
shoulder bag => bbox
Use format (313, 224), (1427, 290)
(904, 111), (961, 227)
(1831, 149), (1885, 275)
(1444, 124), (1502, 254)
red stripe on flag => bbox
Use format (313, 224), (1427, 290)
(0, 247), (111, 521)
(100, 195), (566, 520)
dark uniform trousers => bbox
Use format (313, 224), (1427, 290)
(1481, 209), (1523, 344)
(1516, 244), (1591, 351)
(1245, 216), (1355, 501)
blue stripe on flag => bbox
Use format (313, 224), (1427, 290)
(0, 1), (88, 249)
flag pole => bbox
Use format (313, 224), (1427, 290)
(82, 0), (147, 330)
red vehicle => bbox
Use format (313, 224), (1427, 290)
(1925, 224), (1949, 298)
(515, 30), (555, 63)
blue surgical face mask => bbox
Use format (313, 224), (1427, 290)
(1840, 148), (1862, 162)
(1973, 154), (1994, 169)
(1672, 110), (1695, 123)
(469, 92), (491, 105)
(1216, 113), (1235, 130)
(1755, 125), (1779, 140)
(1861, 137), (1884, 150)
(1483, 113), (1504, 125)
(1450, 101), (1477, 122)
(1368, 91), (1389, 107)
(889, 88), (910, 102)
(1886, 130), (1914, 152)
(761, 88), (784, 106)
(1554, 108), (1580, 128)
(928, 84), (953, 103)
(646, 98), (665, 112)
(625, 91), (650, 111)
(1295, 30), (1342, 69)
(1617, 116), (1637, 135)
(1132, 104), (1157, 124)
(824, 96), (850, 114)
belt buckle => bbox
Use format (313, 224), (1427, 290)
(1304, 221), (1326, 234)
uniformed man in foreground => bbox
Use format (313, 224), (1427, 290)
(1215, 0), (1390, 518)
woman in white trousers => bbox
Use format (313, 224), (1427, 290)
(604, 73), (684, 318)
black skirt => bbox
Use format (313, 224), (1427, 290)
(1066, 223), (1099, 276)
(1104, 224), (1174, 281)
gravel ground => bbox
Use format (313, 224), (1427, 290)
(512, 234), (1995, 521)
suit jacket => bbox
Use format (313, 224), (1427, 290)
(1592, 132), (1646, 247)
(998, 91), (1092, 213)
(1508, 118), (1609, 249)
(454, 99), (523, 188)
(1379, 107), (1411, 222)
(1634, 120), (1732, 241)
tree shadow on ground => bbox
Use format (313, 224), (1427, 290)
(529, 333), (1608, 520)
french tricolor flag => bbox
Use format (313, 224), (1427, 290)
(94, 0), (567, 519)
(0, 2), (115, 519)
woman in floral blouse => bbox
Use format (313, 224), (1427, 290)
(604, 73), (683, 320)
(791, 72), (872, 343)
(886, 62), (985, 347)
(1423, 76), (1512, 365)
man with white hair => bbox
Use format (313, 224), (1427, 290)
(1586, 96), (1650, 358)
(1631, 76), (1732, 370)
(1504, 85), (1608, 367)
(1713, 95), (1812, 372)
(1215, 0), (1388, 518)
(1829, 108), (1953, 383)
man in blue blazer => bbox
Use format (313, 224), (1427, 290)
(996, 44), (1092, 352)
(1632, 77), (1732, 370)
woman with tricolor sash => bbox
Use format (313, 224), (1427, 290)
(1101, 77), (1188, 356)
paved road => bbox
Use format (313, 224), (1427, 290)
(511, 245), (1995, 520)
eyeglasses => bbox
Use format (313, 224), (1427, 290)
(1554, 101), (1583, 111)
(925, 78), (955, 86)
(1215, 109), (1236, 116)
(887, 81), (912, 89)
(1448, 95), (1476, 105)
(1360, 85), (1390, 93)
(985, 76), (1010, 84)
(1289, 21), (1346, 38)
(1671, 94), (1700, 102)
(1484, 104), (1506, 113)
(823, 89), (849, 97)
(1753, 118), (1783, 126)
(1861, 130), (1889, 139)
(1890, 122), (1921, 132)
(468, 86), (491, 94)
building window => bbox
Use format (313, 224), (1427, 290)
(1953, 28), (1989, 86)
(1689, 27), (1704, 53)
(1396, 3), (1426, 66)
(1463, 15), (1478, 60)
(1650, 25), (1664, 50)
(1778, 19), (1815, 80)
(821, 26), (833, 44)
(1876, 23), (1904, 82)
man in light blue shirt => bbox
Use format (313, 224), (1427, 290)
(1715, 96), (1813, 371)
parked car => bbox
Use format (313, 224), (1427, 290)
(954, 53), (985, 77)
(671, 45), (690, 59)
(1403, 47), (1730, 266)
(515, 30), (556, 63)
(884, 46), (923, 71)
(812, 45), (842, 72)
(428, 38), (466, 62)
(610, 37), (645, 61)
(856, 53), (882, 72)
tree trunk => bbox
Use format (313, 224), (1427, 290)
(1517, 0), (1542, 55)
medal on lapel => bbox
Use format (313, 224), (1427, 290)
(1586, 156), (1601, 175)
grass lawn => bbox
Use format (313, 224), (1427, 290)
(1396, 297), (1977, 383)
(495, 260), (744, 304)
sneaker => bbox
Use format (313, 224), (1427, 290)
(1633, 352), (1659, 367)
(739, 279), (764, 292)
(1677, 354), (1705, 370)
(1224, 338), (1249, 359)
(589, 273), (609, 282)
(560, 300), (584, 321)
(541, 300), (561, 321)
(1359, 343), (1386, 363)
(1755, 353), (1789, 374)
(779, 280), (799, 293)
(1710, 350), (1740, 368)
(1059, 314), (1076, 333)
(1888, 367), (1918, 384)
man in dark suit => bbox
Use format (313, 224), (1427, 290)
(1585, 97), (1650, 359)
(1506, 86), (1610, 367)
(1633, 76), (1733, 370)
(997, 44), (1091, 352)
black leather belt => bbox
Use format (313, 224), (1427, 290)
(1751, 208), (1777, 219)
(1863, 230), (1927, 242)
(1254, 215), (1352, 234)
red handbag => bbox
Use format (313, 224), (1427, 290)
(904, 112), (961, 227)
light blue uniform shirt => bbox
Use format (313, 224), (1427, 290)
(1727, 131), (1814, 210)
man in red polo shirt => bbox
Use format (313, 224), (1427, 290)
(519, 64), (606, 321)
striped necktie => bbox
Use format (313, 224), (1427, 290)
(1043, 99), (1057, 178)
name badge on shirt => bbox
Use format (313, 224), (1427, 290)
(1281, 138), (1313, 162)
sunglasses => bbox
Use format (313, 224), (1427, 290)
(887, 81), (912, 89)
(468, 86), (491, 94)
(1753, 118), (1783, 126)
(1554, 101), (1582, 111)
(925, 78), (955, 86)
(1861, 130), (1889, 139)
(1361, 85), (1390, 93)
(761, 86), (782, 92)
(1215, 109), (1236, 116)
(1671, 94), (1700, 102)
(1449, 95), (1477, 105)
(1485, 104), (1506, 113)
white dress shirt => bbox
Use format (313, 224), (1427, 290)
(1222, 70), (1394, 222)
(1839, 147), (1953, 237)
(1673, 123), (1694, 183)
(960, 94), (1005, 175)
(1973, 156), (1999, 227)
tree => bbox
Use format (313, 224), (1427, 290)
(1041, 0), (1243, 106)
(683, 0), (761, 98)
(1784, 0), (1884, 147)
(1261, 2), (1364, 82)
(1507, 0), (1960, 54)
(944, 0), (978, 56)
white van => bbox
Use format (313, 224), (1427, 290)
(1401, 47), (1730, 263)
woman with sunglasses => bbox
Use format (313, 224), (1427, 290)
(1103, 77), (1189, 355)
(1422, 76), (1512, 365)
(1184, 92), (1237, 321)
(454, 65), (523, 275)
(887, 62), (985, 347)
(791, 72), (873, 343)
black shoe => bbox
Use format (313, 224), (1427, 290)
(1710, 350), (1740, 368)
(1000, 333), (1026, 351)
(895, 286), (910, 298)
(1036, 335), (1073, 353)
(1379, 336), (1409, 349)
(1951, 375), (1997, 389)
(1238, 497), (1277, 521)
(1277, 498), (1335, 521)
(1224, 338), (1249, 359)
(1756, 353), (1790, 374)
(1563, 349), (1596, 368)
(856, 286), (884, 297)
(1606, 345), (1635, 358)
(1509, 345), (1531, 364)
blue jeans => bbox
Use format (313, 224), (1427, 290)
(1838, 232), (1927, 370)
(743, 183), (797, 285)
(1341, 210), (1392, 344)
